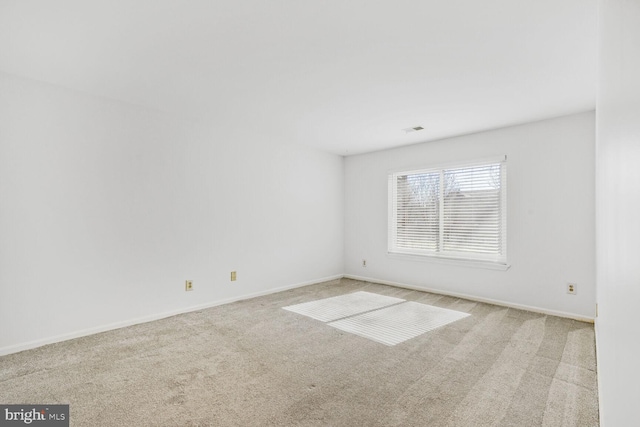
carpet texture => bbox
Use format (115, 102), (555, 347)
(0, 278), (599, 426)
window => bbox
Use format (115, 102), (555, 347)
(388, 157), (507, 265)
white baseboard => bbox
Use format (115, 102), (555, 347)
(1, 272), (593, 356)
(594, 318), (604, 422)
(0, 274), (343, 356)
(344, 274), (595, 323)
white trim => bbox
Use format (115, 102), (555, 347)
(0, 274), (343, 356)
(0, 272), (592, 356)
(500, 160), (508, 258)
(344, 274), (594, 323)
(594, 317), (604, 422)
(388, 174), (397, 251)
(438, 169), (445, 251)
(386, 251), (510, 270)
(387, 154), (507, 176)
(388, 157), (508, 265)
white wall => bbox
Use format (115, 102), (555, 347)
(596, 0), (640, 425)
(0, 70), (599, 356)
(0, 72), (344, 354)
(345, 112), (595, 318)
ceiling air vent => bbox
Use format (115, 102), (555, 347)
(403, 126), (424, 133)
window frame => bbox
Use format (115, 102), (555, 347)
(388, 156), (508, 268)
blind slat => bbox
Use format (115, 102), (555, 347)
(390, 161), (506, 263)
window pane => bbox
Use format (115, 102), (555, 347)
(442, 164), (502, 255)
(389, 159), (506, 264)
(395, 172), (440, 251)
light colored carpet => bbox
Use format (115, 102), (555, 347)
(0, 278), (599, 426)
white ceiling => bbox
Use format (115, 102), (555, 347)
(0, 0), (596, 156)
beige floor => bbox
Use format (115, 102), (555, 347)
(0, 278), (599, 426)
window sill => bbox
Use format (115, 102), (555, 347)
(387, 252), (511, 271)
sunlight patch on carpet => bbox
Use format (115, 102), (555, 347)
(282, 291), (404, 322)
(284, 292), (471, 346)
(328, 301), (471, 346)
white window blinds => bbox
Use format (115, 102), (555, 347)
(389, 158), (507, 264)
(394, 172), (440, 252)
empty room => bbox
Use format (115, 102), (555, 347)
(1, 1), (638, 426)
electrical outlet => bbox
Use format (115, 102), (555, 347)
(567, 283), (577, 295)
(231, 271), (237, 281)
(185, 280), (193, 291)
(362, 259), (367, 267)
